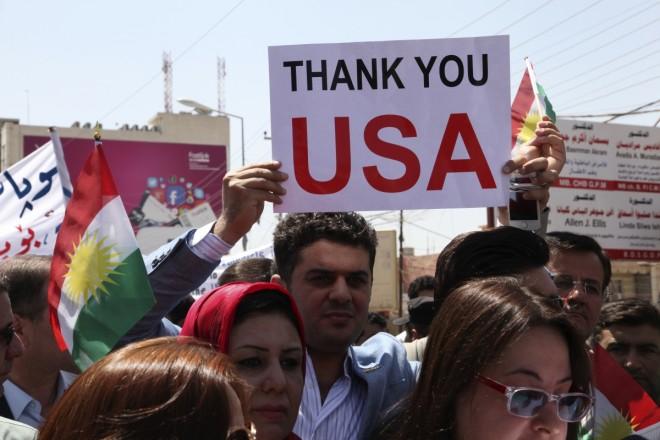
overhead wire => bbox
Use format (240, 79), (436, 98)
(510, 0), (605, 51)
(602, 99), (660, 122)
(448, 0), (511, 37)
(403, 219), (455, 241)
(560, 107), (660, 118)
(568, 98), (660, 114)
(97, 0), (248, 123)
(552, 58), (660, 99)
(534, 5), (660, 74)
(560, 75), (660, 110)
(510, 2), (653, 83)
(520, 0), (656, 58)
(546, 38), (660, 90)
(540, 17), (660, 76)
(493, 0), (553, 34)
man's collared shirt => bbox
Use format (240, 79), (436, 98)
(2, 371), (77, 428)
(294, 352), (366, 440)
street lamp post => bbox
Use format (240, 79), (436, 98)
(177, 98), (248, 249)
(177, 98), (245, 167)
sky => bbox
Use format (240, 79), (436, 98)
(1, 0), (659, 255)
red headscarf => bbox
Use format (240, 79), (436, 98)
(180, 281), (305, 369)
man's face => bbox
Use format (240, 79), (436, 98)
(0, 292), (24, 391)
(287, 239), (372, 354)
(599, 324), (660, 403)
(21, 307), (78, 373)
(548, 250), (605, 339)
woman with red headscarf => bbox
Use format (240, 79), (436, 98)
(181, 282), (305, 440)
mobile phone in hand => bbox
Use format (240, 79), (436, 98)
(508, 190), (541, 231)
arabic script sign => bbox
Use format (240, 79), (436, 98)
(0, 140), (71, 259)
(549, 120), (660, 260)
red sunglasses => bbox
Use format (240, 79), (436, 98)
(477, 374), (592, 423)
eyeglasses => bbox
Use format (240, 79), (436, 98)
(547, 272), (603, 298)
(477, 374), (592, 422)
(0, 323), (16, 347)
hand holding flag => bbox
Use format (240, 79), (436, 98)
(504, 58), (566, 208)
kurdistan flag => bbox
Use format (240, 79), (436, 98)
(592, 345), (660, 440)
(48, 142), (155, 370)
(511, 57), (556, 154)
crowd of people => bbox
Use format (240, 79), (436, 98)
(0, 118), (657, 439)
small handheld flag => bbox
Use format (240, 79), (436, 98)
(510, 57), (556, 154)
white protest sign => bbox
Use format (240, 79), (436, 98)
(0, 139), (72, 258)
(269, 36), (510, 212)
(191, 244), (275, 298)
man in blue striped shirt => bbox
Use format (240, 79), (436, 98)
(273, 212), (418, 440)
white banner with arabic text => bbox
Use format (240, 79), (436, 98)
(0, 139), (72, 258)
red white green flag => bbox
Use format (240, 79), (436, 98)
(48, 141), (154, 370)
(511, 58), (556, 154)
(592, 345), (660, 439)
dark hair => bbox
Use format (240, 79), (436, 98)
(39, 337), (250, 440)
(0, 255), (50, 320)
(376, 277), (590, 440)
(273, 212), (378, 284)
(434, 226), (549, 308)
(407, 276), (436, 299)
(546, 231), (611, 289)
(167, 294), (196, 327)
(367, 312), (388, 329)
(218, 257), (277, 286)
(0, 274), (7, 296)
(594, 299), (660, 341)
(234, 290), (301, 330)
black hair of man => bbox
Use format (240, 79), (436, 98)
(217, 257), (277, 286)
(546, 231), (612, 290)
(273, 212), (378, 285)
(166, 294), (196, 327)
(367, 312), (388, 329)
(407, 276), (436, 300)
(0, 255), (50, 320)
(434, 226), (549, 308)
(594, 299), (660, 342)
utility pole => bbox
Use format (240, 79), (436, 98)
(162, 52), (173, 113)
(398, 210), (404, 318)
(217, 57), (226, 113)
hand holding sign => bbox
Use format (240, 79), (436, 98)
(212, 161), (288, 245)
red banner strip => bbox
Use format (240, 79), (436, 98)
(553, 177), (660, 193)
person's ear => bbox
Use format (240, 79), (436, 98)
(411, 327), (420, 341)
(13, 314), (31, 347)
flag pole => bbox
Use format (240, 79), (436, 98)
(93, 122), (102, 146)
(524, 57), (545, 118)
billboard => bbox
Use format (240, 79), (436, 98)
(549, 120), (660, 260)
(23, 136), (226, 253)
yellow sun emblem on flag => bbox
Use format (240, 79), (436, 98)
(595, 413), (635, 440)
(63, 231), (123, 305)
(516, 112), (542, 145)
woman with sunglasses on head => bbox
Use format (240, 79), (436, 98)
(374, 277), (592, 440)
(181, 281), (305, 440)
(39, 337), (252, 440)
